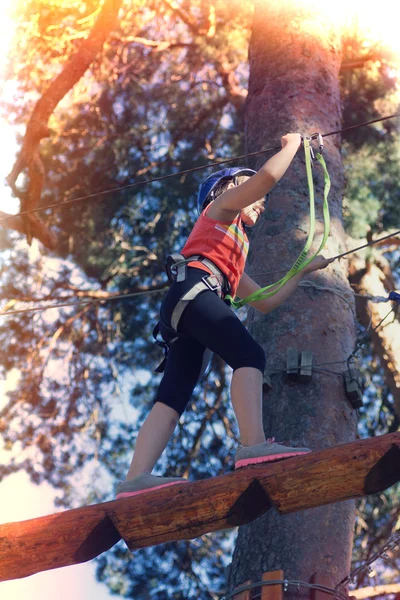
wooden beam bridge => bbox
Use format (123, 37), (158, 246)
(0, 432), (399, 582)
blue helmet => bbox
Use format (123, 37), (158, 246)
(197, 167), (256, 215)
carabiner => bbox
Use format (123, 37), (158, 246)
(317, 132), (324, 153)
(310, 132), (324, 153)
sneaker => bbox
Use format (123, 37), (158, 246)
(235, 437), (311, 469)
(115, 472), (189, 499)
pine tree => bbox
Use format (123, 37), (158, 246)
(0, 1), (399, 597)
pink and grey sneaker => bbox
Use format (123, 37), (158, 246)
(235, 437), (311, 469)
(116, 472), (189, 499)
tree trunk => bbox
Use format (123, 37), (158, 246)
(349, 255), (400, 421)
(1, 434), (398, 582)
(229, 1), (358, 595)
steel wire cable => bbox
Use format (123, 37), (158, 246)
(0, 267), (398, 319)
(1, 112), (400, 317)
(0, 287), (168, 317)
(220, 533), (400, 600)
(1, 111), (399, 223)
(220, 577), (348, 600)
(0, 272), (398, 319)
(0, 147), (279, 223)
(251, 228), (400, 276)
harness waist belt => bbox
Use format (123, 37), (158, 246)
(153, 254), (230, 373)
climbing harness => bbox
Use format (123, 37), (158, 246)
(152, 253), (230, 372)
(224, 136), (332, 308)
(4, 132), (399, 321)
(153, 135), (331, 370)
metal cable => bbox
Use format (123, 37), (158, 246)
(0, 147), (279, 223)
(1, 111), (400, 223)
(0, 287), (167, 317)
(221, 577), (348, 600)
(221, 533), (400, 600)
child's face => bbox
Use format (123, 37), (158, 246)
(241, 198), (266, 227)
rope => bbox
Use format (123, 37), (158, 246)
(224, 139), (331, 308)
(1, 111), (399, 224)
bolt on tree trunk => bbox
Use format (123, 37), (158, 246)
(228, 1), (358, 596)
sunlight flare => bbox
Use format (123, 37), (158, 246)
(287, 0), (400, 59)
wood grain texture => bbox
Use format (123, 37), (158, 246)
(0, 433), (398, 582)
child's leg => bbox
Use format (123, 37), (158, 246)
(123, 335), (210, 482)
(125, 401), (180, 480)
(231, 367), (266, 446)
(179, 291), (267, 447)
(179, 296), (310, 466)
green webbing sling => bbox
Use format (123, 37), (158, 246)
(225, 137), (331, 309)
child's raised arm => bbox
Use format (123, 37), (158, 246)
(215, 133), (302, 213)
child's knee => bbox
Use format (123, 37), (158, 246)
(252, 342), (266, 372)
(234, 341), (266, 373)
(153, 398), (186, 420)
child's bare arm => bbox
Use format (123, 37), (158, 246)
(236, 255), (333, 314)
(215, 133), (302, 213)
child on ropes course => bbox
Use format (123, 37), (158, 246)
(116, 132), (332, 499)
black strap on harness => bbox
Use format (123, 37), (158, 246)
(153, 254), (230, 373)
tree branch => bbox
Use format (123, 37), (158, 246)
(348, 256), (400, 420)
(162, 0), (200, 35)
(1, 283), (168, 313)
(115, 34), (193, 52)
(352, 583), (400, 599)
(4, 0), (123, 249)
(340, 53), (379, 71)
(0, 211), (56, 249)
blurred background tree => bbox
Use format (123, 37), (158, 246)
(0, 0), (399, 598)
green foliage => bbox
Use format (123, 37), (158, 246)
(0, 1), (399, 598)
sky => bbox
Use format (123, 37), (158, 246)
(1, 1), (400, 599)
(0, 473), (117, 600)
(0, 374), (118, 600)
(0, 3), (120, 599)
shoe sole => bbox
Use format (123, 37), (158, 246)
(116, 480), (188, 499)
(235, 450), (310, 469)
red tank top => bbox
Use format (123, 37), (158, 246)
(181, 204), (249, 297)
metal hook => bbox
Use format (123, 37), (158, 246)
(310, 132), (324, 153)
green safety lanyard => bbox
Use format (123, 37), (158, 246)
(225, 138), (331, 309)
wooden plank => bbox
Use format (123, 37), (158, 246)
(310, 572), (335, 600)
(0, 507), (121, 581)
(0, 432), (399, 582)
(261, 570), (283, 600)
(232, 580), (251, 600)
(112, 432), (400, 551)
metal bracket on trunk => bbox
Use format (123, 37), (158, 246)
(286, 348), (313, 383)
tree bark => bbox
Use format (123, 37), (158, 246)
(229, 1), (358, 595)
(0, 434), (398, 582)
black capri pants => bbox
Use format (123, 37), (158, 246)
(154, 268), (266, 417)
